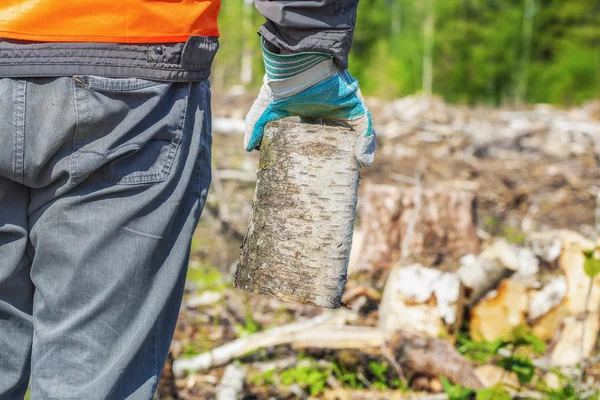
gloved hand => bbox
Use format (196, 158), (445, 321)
(245, 40), (375, 168)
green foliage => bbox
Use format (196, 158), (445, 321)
(509, 325), (547, 354)
(332, 362), (364, 389)
(391, 377), (409, 391)
(182, 342), (202, 358)
(441, 376), (475, 400)
(457, 333), (505, 363)
(501, 225), (527, 246)
(368, 361), (387, 382)
(368, 361), (389, 390)
(280, 364), (329, 395)
(457, 327), (545, 386)
(235, 306), (260, 338)
(534, 369), (600, 400)
(457, 326), (545, 363)
(496, 354), (536, 385)
(476, 385), (512, 400)
(216, 0), (599, 105)
(186, 262), (230, 292)
(583, 248), (600, 279)
(251, 368), (276, 387)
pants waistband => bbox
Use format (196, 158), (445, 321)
(0, 36), (219, 82)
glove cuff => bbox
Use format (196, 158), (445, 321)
(262, 38), (331, 80)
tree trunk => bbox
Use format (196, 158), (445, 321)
(235, 121), (360, 308)
(354, 184), (479, 270)
(422, 0), (435, 98)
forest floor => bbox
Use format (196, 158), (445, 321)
(157, 94), (600, 400)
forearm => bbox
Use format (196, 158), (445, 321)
(254, 0), (358, 70)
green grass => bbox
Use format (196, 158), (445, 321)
(186, 262), (230, 292)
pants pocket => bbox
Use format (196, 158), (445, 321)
(72, 76), (190, 185)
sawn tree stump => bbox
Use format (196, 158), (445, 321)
(353, 184), (480, 270)
(234, 121), (360, 308)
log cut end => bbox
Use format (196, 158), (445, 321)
(235, 121), (360, 308)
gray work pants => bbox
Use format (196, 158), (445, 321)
(0, 76), (212, 399)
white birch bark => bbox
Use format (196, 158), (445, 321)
(235, 121), (360, 308)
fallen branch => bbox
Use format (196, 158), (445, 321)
(215, 364), (246, 400)
(172, 311), (350, 376)
(175, 319), (483, 390)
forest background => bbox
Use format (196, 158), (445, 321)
(213, 0), (599, 106)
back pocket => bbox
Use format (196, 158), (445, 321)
(72, 76), (190, 185)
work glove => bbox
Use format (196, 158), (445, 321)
(245, 40), (375, 168)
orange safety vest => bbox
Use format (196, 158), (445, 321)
(0, 0), (220, 43)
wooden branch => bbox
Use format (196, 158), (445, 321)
(216, 364), (246, 400)
(171, 311), (350, 376)
(235, 121), (360, 308)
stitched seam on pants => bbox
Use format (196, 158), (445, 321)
(161, 82), (191, 179)
(12, 80), (26, 184)
(195, 81), (211, 200)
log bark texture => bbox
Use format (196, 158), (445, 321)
(386, 332), (485, 390)
(354, 184), (480, 270)
(235, 121), (360, 308)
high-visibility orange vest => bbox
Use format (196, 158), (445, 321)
(0, 0), (220, 43)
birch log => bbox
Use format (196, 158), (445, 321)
(235, 121), (360, 308)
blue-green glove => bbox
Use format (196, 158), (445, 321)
(244, 40), (375, 168)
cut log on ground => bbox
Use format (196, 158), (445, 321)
(353, 184), (479, 270)
(385, 332), (485, 390)
(235, 121), (360, 308)
(379, 264), (464, 337)
(470, 279), (529, 341)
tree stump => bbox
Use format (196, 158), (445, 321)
(234, 121), (359, 308)
(353, 184), (480, 270)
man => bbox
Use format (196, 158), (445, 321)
(0, 1), (374, 398)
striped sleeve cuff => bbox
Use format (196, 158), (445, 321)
(262, 38), (332, 80)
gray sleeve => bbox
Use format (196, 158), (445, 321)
(254, 0), (358, 70)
